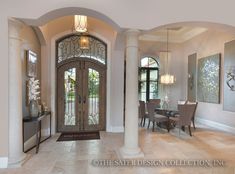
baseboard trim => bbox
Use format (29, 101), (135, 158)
(106, 126), (124, 133)
(196, 117), (235, 135)
(0, 157), (8, 168)
(24, 128), (50, 151)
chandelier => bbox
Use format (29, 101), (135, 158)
(74, 15), (87, 33)
(74, 15), (89, 49)
(160, 29), (175, 85)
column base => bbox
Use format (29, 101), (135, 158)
(117, 146), (144, 159)
(8, 153), (28, 168)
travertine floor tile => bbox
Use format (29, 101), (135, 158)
(1, 123), (235, 174)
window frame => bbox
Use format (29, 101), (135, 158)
(139, 57), (159, 102)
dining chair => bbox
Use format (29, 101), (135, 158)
(186, 101), (198, 129)
(177, 100), (187, 105)
(146, 102), (169, 132)
(148, 99), (161, 108)
(169, 103), (197, 136)
(139, 100), (148, 127)
(171, 100), (187, 117)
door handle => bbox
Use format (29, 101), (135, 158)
(78, 95), (82, 104)
(83, 96), (86, 103)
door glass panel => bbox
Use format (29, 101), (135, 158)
(141, 58), (149, 67)
(149, 82), (158, 98)
(149, 82), (158, 92)
(149, 92), (157, 99)
(140, 92), (147, 102)
(140, 82), (147, 92)
(150, 70), (158, 81)
(88, 68), (100, 125)
(140, 69), (147, 81)
(64, 68), (76, 126)
(148, 58), (158, 67)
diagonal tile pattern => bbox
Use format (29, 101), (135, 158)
(0, 124), (235, 174)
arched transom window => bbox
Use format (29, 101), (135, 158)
(139, 57), (159, 102)
(57, 34), (107, 65)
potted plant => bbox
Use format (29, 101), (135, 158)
(28, 77), (40, 117)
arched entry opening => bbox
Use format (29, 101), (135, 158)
(56, 34), (107, 132)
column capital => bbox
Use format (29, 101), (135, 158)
(125, 29), (141, 36)
(8, 18), (24, 39)
(125, 29), (141, 48)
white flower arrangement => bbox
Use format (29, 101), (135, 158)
(28, 77), (40, 101)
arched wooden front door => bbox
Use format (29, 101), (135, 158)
(56, 34), (107, 132)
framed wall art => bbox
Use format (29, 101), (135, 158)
(187, 53), (197, 102)
(197, 53), (221, 103)
(27, 50), (37, 77)
(224, 40), (235, 112)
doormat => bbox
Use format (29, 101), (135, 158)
(57, 131), (100, 142)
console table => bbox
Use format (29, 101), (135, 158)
(23, 111), (51, 153)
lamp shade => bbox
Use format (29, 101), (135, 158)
(79, 36), (89, 49)
(160, 74), (175, 85)
(74, 15), (87, 33)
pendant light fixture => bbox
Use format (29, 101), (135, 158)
(74, 15), (89, 49)
(79, 35), (89, 49)
(74, 15), (87, 33)
(160, 28), (175, 85)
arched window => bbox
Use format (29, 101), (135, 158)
(139, 57), (159, 102)
(56, 34), (107, 65)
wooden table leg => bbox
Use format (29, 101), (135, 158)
(36, 121), (41, 153)
(35, 121), (39, 153)
(167, 119), (170, 132)
(39, 120), (41, 143)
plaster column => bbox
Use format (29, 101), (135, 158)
(8, 19), (26, 166)
(119, 29), (144, 158)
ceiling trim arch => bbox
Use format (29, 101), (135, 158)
(18, 7), (121, 32)
(146, 21), (235, 35)
(139, 21), (235, 43)
(32, 26), (46, 46)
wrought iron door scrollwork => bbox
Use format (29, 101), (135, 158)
(57, 34), (107, 65)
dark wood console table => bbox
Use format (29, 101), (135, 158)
(23, 111), (51, 153)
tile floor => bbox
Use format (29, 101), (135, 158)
(1, 124), (235, 174)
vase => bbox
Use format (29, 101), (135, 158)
(29, 100), (39, 117)
(162, 100), (169, 109)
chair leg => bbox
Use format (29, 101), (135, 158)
(147, 120), (150, 129)
(167, 120), (170, 132)
(143, 118), (146, 127)
(152, 121), (155, 132)
(188, 125), (192, 136)
(140, 117), (144, 127)
(192, 117), (196, 130)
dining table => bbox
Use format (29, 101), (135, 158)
(155, 107), (179, 117)
(154, 107), (179, 131)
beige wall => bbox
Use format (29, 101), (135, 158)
(139, 29), (235, 127)
(39, 16), (125, 132)
(139, 41), (187, 108)
(0, 21), (40, 160)
(1, 0), (235, 159)
(181, 30), (235, 127)
(20, 25), (41, 141)
(40, 16), (117, 106)
(0, 15), (9, 158)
